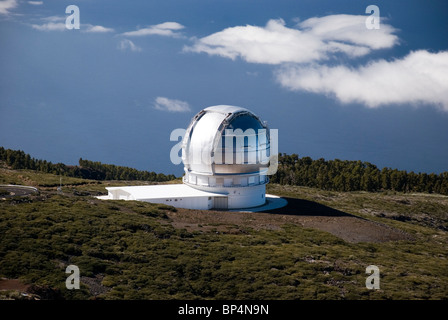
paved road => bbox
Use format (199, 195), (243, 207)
(0, 185), (38, 198)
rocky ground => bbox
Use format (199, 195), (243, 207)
(166, 196), (413, 243)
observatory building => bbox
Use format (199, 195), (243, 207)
(99, 105), (273, 210)
(182, 105), (270, 209)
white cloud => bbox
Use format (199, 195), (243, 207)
(275, 50), (448, 110)
(32, 17), (114, 33)
(118, 39), (142, 52)
(184, 16), (398, 64)
(28, 1), (43, 5)
(185, 15), (448, 111)
(31, 22), (66, 31)
(31, 16), (65, 31)
(246, 71), (259, 77)
(298, 14), (397, 51)
(84, 25), (114, 33)
(0, 0), (18, 15)
(41, 15), (65, 22)
(122, 22), (185, 38)
(154, 97), (191, 113)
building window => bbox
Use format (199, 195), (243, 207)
(224, 178), (232, 187)
(249, 176), (255, 185)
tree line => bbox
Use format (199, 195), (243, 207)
(2, 147), (447, 195)
(0, 147), (176, 182)
(270, 153), (448, 195)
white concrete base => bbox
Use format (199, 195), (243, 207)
(97, 184), (283, 211)
(97, 184), (226, 210)
(188, 183), (266, 209)
(229, 194), (288, 212)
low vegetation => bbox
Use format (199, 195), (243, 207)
(1, 168), (447, 299)
(267, 184), (448, 231)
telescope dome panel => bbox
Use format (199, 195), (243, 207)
(182, 105), (270, 175)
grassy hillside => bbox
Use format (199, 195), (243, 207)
(0, 168), (447, 300)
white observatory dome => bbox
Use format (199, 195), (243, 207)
(182, 105), (270, 209)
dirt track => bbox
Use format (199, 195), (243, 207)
(0, 279), (30, 292)
(0, 185), (38, 198)
(167, 197), (413, 243)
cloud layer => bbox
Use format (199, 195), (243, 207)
(276, 50), (448, 110)
(31, 15), (114, 33)
(185, 16), (448, 111)
(118, 39), (141, 52)
(10, 6), (448, 111)
(31, 21), (66, 31)
(154, 97), (191, 113)
(0, 0), (18, 15)
(31, 22), (114, 33)
(122, 22), (185, 38)
(184, 16), (398, 64)
(84, 25), (114, 33)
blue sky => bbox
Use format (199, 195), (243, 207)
(1, 0), (447, 176)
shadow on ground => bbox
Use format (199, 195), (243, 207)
(169, 196), (414, 243)
(260, 197), (414, 243)
(263, 197), (353, 217)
